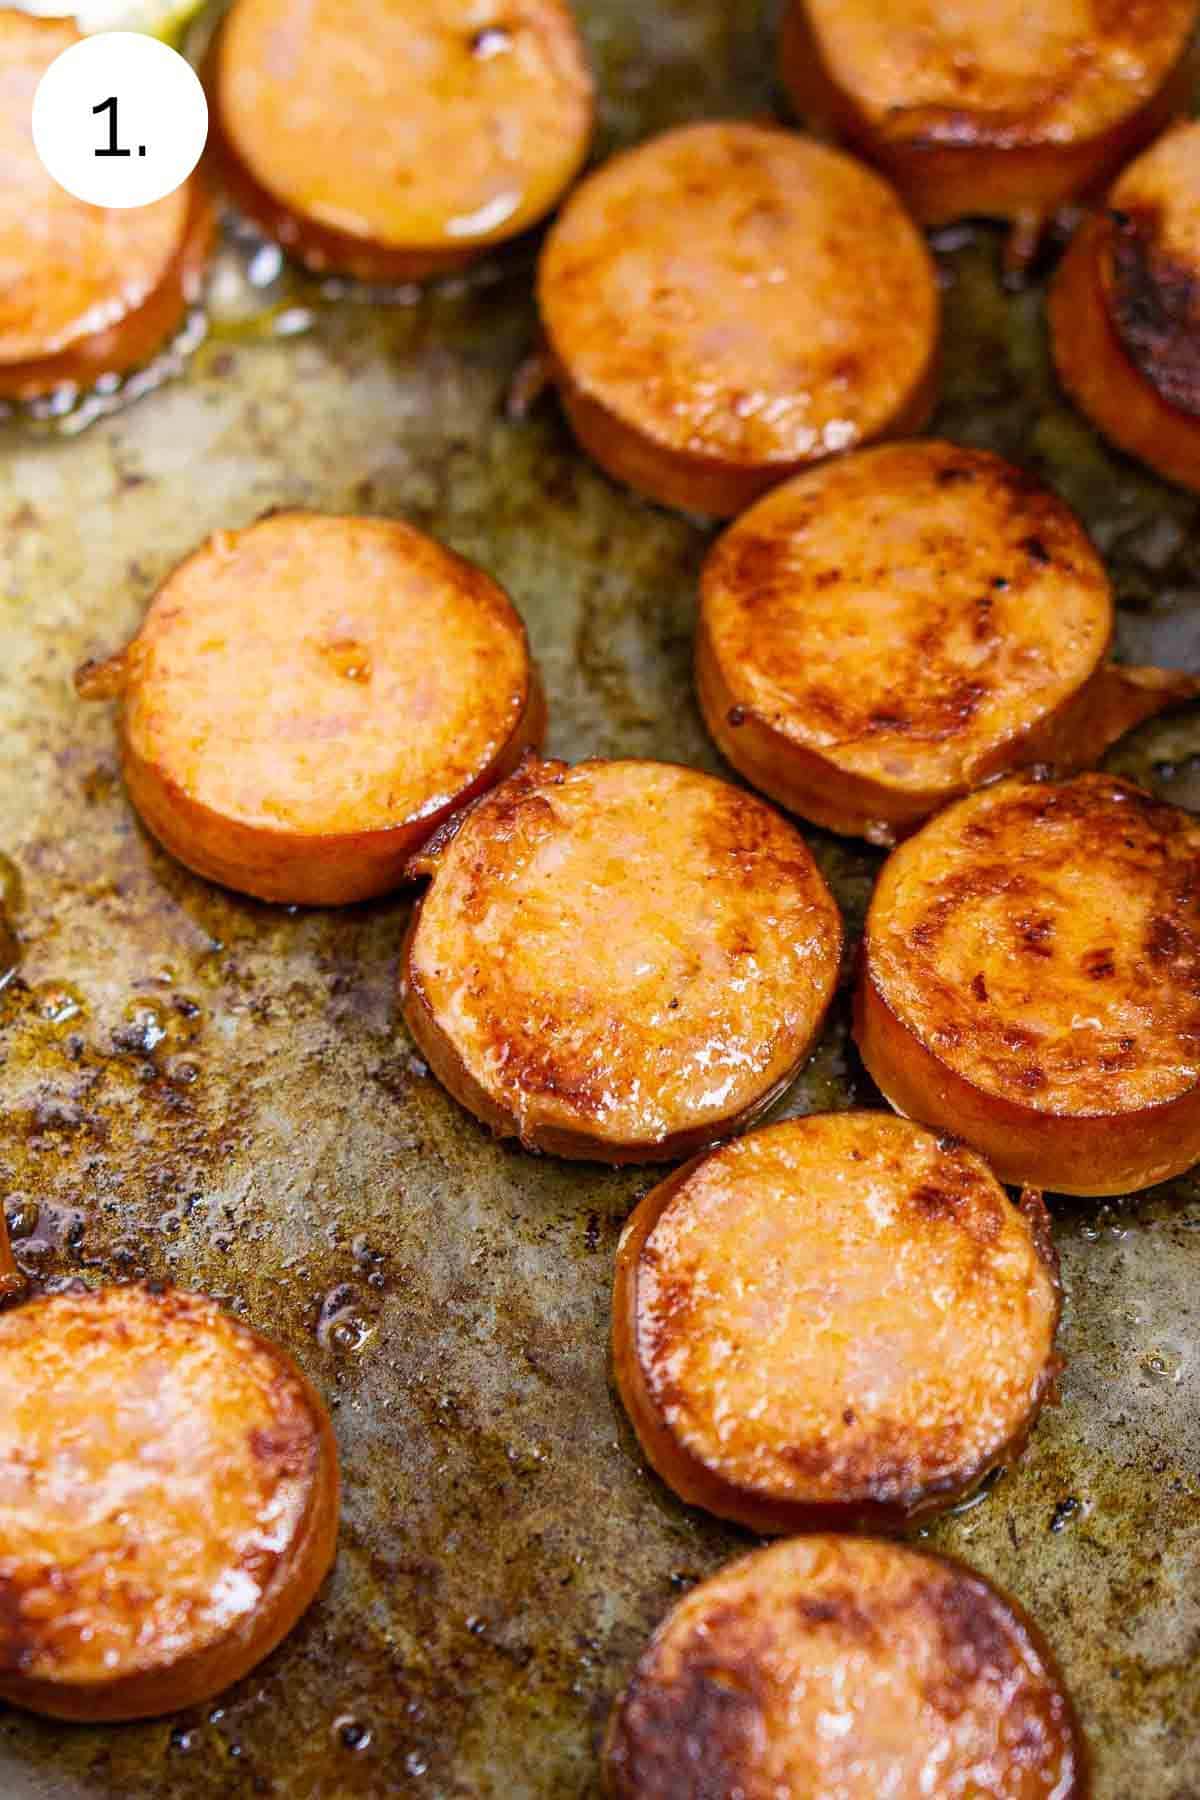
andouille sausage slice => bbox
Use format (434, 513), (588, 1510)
(857, 773), (1200, 1196)
(613, 1112), (1060, 1534)
(401, 757), (842, 1162)
(76, 512), (545, 906)
(0, 13), (213, 402)
(537, 122), (939, 516)
(1051, 122), (1200, 492)
(605, 1536), (1087, 1800)
(0, 1284), (338, 1722)
(210, 0), (593, 281)
(697, 441), (1199, 843)
(781, 0), (1198, 269)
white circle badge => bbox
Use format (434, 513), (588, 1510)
(32, 31), (208, 210)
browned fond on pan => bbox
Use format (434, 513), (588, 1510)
(780, 0), (1198, 263)
(0, 1188), (21, 1303)
(0, 12), (213, 401)
(75, 511), (545, 906)
(1052, 120), (1200, 492)
(697, 440), (1199, 841)
(612, 1112), (1061, 1533)
(401, 755), (843, 1161)
(604, 1535), (1088, 1799)
(857, 772), (1200, 1195)
(0, 1285), (339, 1722)
(537, 121), (939, 515)
(210, 0), (594, 280)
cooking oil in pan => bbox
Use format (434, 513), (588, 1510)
(0, 852), (21, 990)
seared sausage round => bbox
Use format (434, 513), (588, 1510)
(210, 0), (594, 281)
(401, 757), (843, 1162)
(605, 1535), (1086, 1800)
(537, 122), (939, 516)
(857, 772), (1200, 1195)
(612, 1112), (1060, 1533)
(782, 0), (1198, 266)
(697, 440), (1198, 843)
(1051, 120), (1200, 492)
(75, 511), (545, 906)
(0, 1284), (338, 1722)
(0, 13), (212, 401)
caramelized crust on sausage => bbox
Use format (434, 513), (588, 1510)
(0, 1285), (338, 1721)
(1052, 122), (1200, 490)
(605, 1535), (1087, 1800)
(538, 122), (939, 516)
(613, 1112), (1060, 1533)
(697, 441), (1198, 842)
(1105, 126), (1200, 410)
(781, 0), (1198, 246)
(76, 511), (544, 905)
(401, 757), (842, 1161)
(857, 773), (1200, 1195)
(211, 0), (593, 280)
(0, 13), (212, 401)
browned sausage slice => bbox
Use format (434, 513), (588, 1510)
(1051, 121), (1200, 492)
(612, 1112), (1060, 1533)
(0, 1284), (338, 1722)
(857, 772), (1200, 1196)
(75, 511), (545, 906)
(782, 0), (1198, 268)
(211, 0), (594, 281)
(0, 14), (212, 403)
(537, 122), (939, 516)
(401, 757), (842, 1161)
(605, 1535), (1087, 1800)
(697, 440), (1198, 842)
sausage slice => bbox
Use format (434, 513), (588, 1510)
(0, 1284), (338, 1722)
(605, 1535), (1086, 1800)
(857, 772), (1200, 1196)
(210, 0), (594, 281)
(612, 1112), (1060, 1533)
(782, 0), (1198, 269)
(75, 512), (545, 906)
(537, 122), (939, 516)
(0, 14), (212, 403)
(697, 440), (1199, 843)
(401, 757), (842, 1162)
(1051, 121), (1200, 492)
